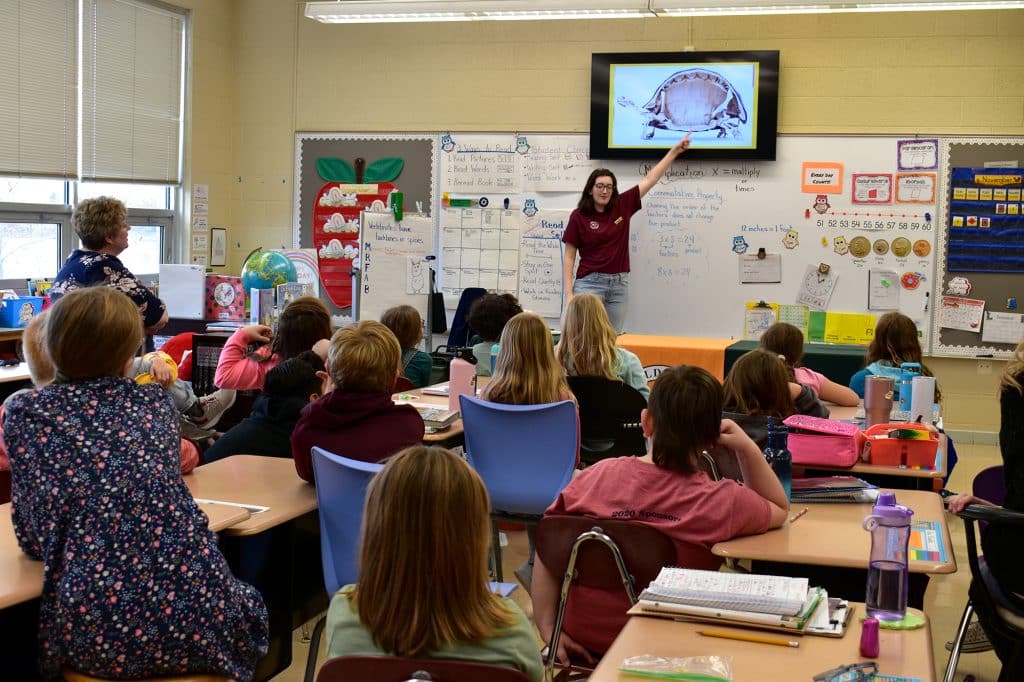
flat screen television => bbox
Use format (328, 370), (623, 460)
(590, 50), (780, 161)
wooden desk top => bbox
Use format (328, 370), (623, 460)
(0, 364), (31, 384)
(588, 608), (935, 681)
(0, 501), (249, 610)
(712, 489), (956, 574)
(394, 379), (491, 444)
(184, 455), (317, 536)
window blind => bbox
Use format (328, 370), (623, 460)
(0, 0), (78, 179)
(81, 0), (185, 183)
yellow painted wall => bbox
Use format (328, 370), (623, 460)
(178, 2), (1024, 431)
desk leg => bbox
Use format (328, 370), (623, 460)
(219, 512), (326, 682)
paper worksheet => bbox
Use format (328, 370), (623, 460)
(868, 269), (900, 310)
(981, 311), (1024, 344)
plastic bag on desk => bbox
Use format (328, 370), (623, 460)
(619, 654), (734, 680)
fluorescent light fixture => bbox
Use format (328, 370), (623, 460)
(305, 0), (1024, 23)
(650, 0), (1024, 15)
(305, 0), (654, 23)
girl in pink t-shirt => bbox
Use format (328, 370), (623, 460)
(531, 365), (789, 664)
(214, 296), (332, 391)
(760, 322), (859, 407)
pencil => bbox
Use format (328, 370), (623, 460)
(789, 507), (809, 523)
(699, 629), (799, 648)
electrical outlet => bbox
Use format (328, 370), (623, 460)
(978, 360), (993, 375)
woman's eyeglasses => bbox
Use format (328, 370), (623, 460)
(593, 183), (615, 191)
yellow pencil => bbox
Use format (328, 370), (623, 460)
(699, 629), (800, 648)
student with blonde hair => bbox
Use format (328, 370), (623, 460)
(759, 322), (858, 407)
(481, 312), (571, 406)
(4, 287), (268, 680)
(327, 445), (543, 681)
(557, 292), (648, 400)
(290, 320), (423, 482)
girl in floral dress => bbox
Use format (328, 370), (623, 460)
(4, 287), (268, 681)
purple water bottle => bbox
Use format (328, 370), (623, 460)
(862, 492), (914, 621)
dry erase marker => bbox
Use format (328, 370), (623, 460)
(699, 629), (799, 648)
(789, 507), (809, 523)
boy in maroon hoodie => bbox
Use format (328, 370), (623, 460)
(290, 320), (424, 482)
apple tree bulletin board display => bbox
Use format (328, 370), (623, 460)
(293, 133), (435, 310)
(932, 138), (1024, 358)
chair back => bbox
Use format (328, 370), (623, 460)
(445, 287), (486, 350)
(566, 376), (647, 464)
(63, 672), (228, 682)
(316, 655), (530, 682)
(536, 515), (677, 594)
(973, 465), (1006, 505)
(698, 445), (743, 482)
(460, 395), (578, 516)
(311, 447), (384, 594)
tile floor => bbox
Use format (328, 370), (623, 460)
(275, 444), (1006, 681)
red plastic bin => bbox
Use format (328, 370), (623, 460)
(863, 423), (939, 469)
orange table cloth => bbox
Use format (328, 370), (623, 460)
(616, 335), (734, 383)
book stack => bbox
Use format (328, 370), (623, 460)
(791, 476), (878, 503)
(636, 568), (823, 633)
(412, 405), (459, 430)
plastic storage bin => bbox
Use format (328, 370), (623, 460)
(0, 296), (44, 328)
(863, 423), (939, 469)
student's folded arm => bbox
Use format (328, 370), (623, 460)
(818, 378), (860, 407)
(214, 328), (264, 390)
(721, 419), (789, 517)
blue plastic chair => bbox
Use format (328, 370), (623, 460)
(304, 447), (384, 682)
(460, 395), (579, 580)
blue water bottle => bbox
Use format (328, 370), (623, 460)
(863, 492), (914, 621)
(764, 417), (792, 501)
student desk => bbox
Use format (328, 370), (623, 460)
(711, 489), (954, 574)
(394, 377), (492, 446)
(184, 454), (318, 535)
(588, 607), (935, 681)
(616, 335), (735, 382)
(724, 339), (867, 386)
(0, 363), (31, 384)
(184, 455), (322, 681)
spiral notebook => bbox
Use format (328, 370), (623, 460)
(640, 568), (810, 615)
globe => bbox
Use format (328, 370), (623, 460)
(241, 249), (298, 293)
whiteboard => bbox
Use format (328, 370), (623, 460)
(357, 213), (436, 326)
(439, 133), (939, 345)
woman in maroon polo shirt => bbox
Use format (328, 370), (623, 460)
(561, 135), (690, 333)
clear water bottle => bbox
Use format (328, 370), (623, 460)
(863, 492), (914, 621)
(764, 417), (792, 501)
(490, 342), (500, 376)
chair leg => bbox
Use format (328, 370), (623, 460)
(491, 519), (504, 582)
(303, 614), (327, 682)
(943, 601), (974, 682)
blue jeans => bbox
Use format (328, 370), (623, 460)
(573, 272), (629, 333)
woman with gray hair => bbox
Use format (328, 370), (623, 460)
(51, 196), (169, 335)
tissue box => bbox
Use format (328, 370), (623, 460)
(0, 296), (44, 328)
(204, 276), (246, 322)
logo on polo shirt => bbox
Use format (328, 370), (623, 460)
(589, 220), (600, 230)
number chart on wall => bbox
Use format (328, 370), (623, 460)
(438, 133), (939, 345)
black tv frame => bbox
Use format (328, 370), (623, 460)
(590, 50), (780, 161)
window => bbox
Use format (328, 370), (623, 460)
(0, 0), (187, 287)
(0, 223), (62, 279)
